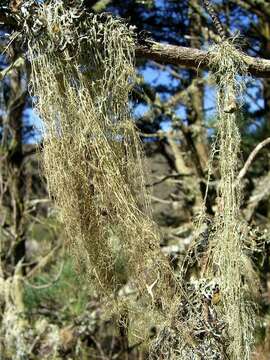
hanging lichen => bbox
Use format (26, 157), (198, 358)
(150, 39), (259, 360)
(26, 0), (175, 318)
(205, 39), (258, 360)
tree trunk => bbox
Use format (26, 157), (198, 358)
(0, 46), (26, 270)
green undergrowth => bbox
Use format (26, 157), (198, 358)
(24, 258), (89, 321)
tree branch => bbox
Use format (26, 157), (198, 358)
(136, 41), (270, 78)
(238, 137), (270, 181)
(2, 5), (270, 78)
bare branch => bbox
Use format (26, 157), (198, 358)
(238, 137), (270, 181)
(244, 173), (270, 221)
(26, 244), (61, 279)
(0, 57), (24, 80)
(147, 173), (193, 187)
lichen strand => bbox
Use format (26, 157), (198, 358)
(27, 1), (174, 316)
(150, 40), (258, 360)
(206, 40), (257, 360)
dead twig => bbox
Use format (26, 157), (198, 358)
(147, 173), (193, 187)
(238, 137), (270, 181)
(26, 243), (62, 279)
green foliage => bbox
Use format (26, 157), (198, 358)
(24, 259), (89, 320)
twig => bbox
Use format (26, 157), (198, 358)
(201, 0), (226, 40)
(139, 131), (166, 138)
(237, 137), (270, 181)
(244, 173), (270, 221)
(151, 196), (172, 204)
(0, 57), (24, 80)
(149, 60), (183, 80)
(89, 335), (110, 360)
(146, 173), (192, 187)
(26, 243), (61, 279)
